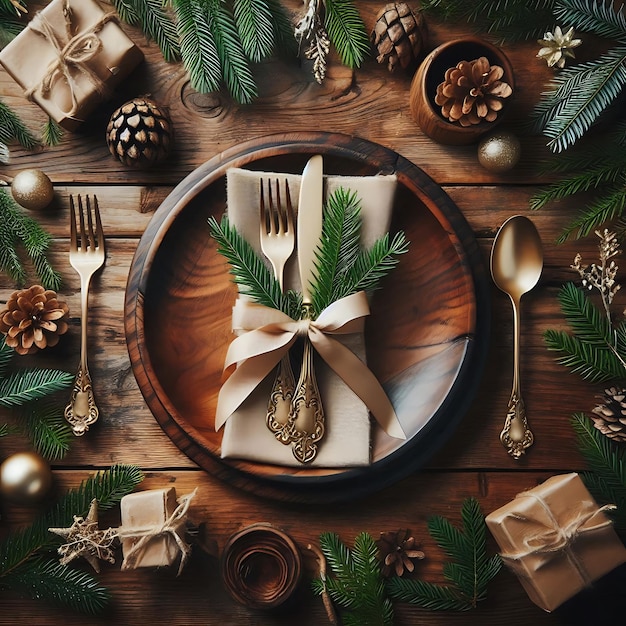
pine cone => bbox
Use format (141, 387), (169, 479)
(377, 529), (425, 577)
(371, 3), (426, 72)
(106, 97), (173, 168)
(591, 387), (626, 443)
(0, 285), (69, 355)
(434, 56), (513, 127)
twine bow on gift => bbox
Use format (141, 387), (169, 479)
(24, 0), (115, 120)
(118, 489), (197, 576)
(501, 490), (616, 587)
(215, 290), (405, 440)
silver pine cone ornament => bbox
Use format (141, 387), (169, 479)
(106, 97), (173, 167)
(591, 387), (626, 443)
(371, 3), (426, 72)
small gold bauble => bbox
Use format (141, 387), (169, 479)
(0, 451), (53, 504)
(477, 131), (521, 173)
(11, 169), (55, 210)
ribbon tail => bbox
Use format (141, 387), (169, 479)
(310, 330), (405, 440)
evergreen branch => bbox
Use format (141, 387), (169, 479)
(208, 215), (301, 318)
(0, 141), (8, 164)
(0, 337), (13, 378)
(1, 557), (110, 615)
(40, 118), (63, 147)
(544, 329), (626, 381)
(111, 0), (180, 61)
(0, 17), (22, 48)
(0, 370), (73, 408)
(208, 0), (257, 104)
(572, 413), (626, 534)
(264, 0), (298, 55)
(388, 498), (501, 611)
(0, 100), (39, 149)
(173, 0), (223, 94)
(555, 0), (626, 43)
(0, 0), (26, 17)
(532, 47), (626, 153)
(324, 0), (370, 69)
(22, 402), (73, 460)
(0, 465), (143, 577)
(233, 0), (274, 62)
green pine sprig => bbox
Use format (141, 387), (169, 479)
(0, 0), (26, 18)
(41, 118), (63, 147)
(572, 413), (626, 536)
(0, 99), (39, 150)
(111, 0), (180, 62)
(0, 189), (62, 290)
(233, 0), (274, 62)
(555, 0), (626, 44)
(313, 531), (394, 626)
(544, 282), (626, 382)
(208, 214), (302, 319)
(21, 401), (74, 460)
(388, 498), (501, 611)
(0, 465), (143, 614)
(0, 16), (22, 48)
(324, 0), (370, 69)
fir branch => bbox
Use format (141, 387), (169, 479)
(40, 118), (63, 147)
(317, 532), (394, 626)
(207, 0), (257, 104)
(1, 557), (110, 615)
(173, 0), (222, 94)
(0, 370), (73, 408)
(0, 336), (12, 377)
(0, 141), (7, 164)
(0, 17), (22, 48)
(264, 0), (298, 56)
(531, 46), (626, 153)
(324, 0), (370, 69)
(388, 498), (502, 611)
(0, 465), (143, 578)
(572, 413), (626, 534)
(111, 0), (180, 61)
(0, 0), (26, 17)
(233, 0), (274, 62)
(208, 215), (301, 318)
(555, 0), (626, 43)
(0, 100), (39, 149)
(22, 402), (73, 460)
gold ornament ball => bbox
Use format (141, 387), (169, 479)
(11, 169), (55, 210)
(477, 131), (521, 173)
(0, 451), (53, 504)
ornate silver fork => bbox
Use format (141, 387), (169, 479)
(64, 195), (105, 436)
(259, 178), (297, 443)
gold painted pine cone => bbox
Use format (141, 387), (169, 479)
(106, 97), (173, 167)
(435, 56), (512, 127)
(371, 2), (426, 72)
(0, 285), (69, 355)
(591, 387), (626, 443)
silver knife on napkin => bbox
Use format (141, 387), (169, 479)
(289, 154), (325, 463)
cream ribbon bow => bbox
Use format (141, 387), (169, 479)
(215, 291), (405, 440)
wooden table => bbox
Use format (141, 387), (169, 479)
(1, 2), (620, 624)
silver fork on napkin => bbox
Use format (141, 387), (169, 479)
(259, 178), (297, 443)
(64, 195), (105, 436)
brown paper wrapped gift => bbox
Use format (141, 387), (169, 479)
(0, 0), (144, 130)
(119, 487), (195, 574)
(486, 473), (626, 612)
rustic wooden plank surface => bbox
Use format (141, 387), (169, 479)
(0, 1), (618, 624)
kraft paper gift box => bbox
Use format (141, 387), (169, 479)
(120, 487), (191, 570)
(0, 0), (144, 130)
(219, 167), (401, 467)
(485, 473), (626, 612)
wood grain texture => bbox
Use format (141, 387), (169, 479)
(0, 1), (618, 623)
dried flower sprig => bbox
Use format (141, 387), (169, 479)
(295, 0), (330, 83)
(536, 25), (582, 69)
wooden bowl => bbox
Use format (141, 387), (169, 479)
(221, 523), (301, 610)
(409, 37), (515, 145)
(124, 132), (490, 503)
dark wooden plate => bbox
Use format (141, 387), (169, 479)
(124, 132), (490, 503)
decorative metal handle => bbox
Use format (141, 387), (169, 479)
(288, 337), (324, 464)
(266, 355), (296, 444)
(64, 363), (99, 436)
(501, 296), (534, 458)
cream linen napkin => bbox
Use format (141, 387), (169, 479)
(220, 166), (397, 467)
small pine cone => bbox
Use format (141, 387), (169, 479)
(0, 285), (69, 355)
(591, 387), (626, 443)
(371, 3), (426, 72)
(106, 97), (173, 168)
(434, 56), (513, 127)
(377, 529), (425, 577)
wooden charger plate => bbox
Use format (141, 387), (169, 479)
(125, 132), (490, 503)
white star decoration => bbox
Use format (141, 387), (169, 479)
(537, 26), (582, 69)
(49, 499), (117, 572)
